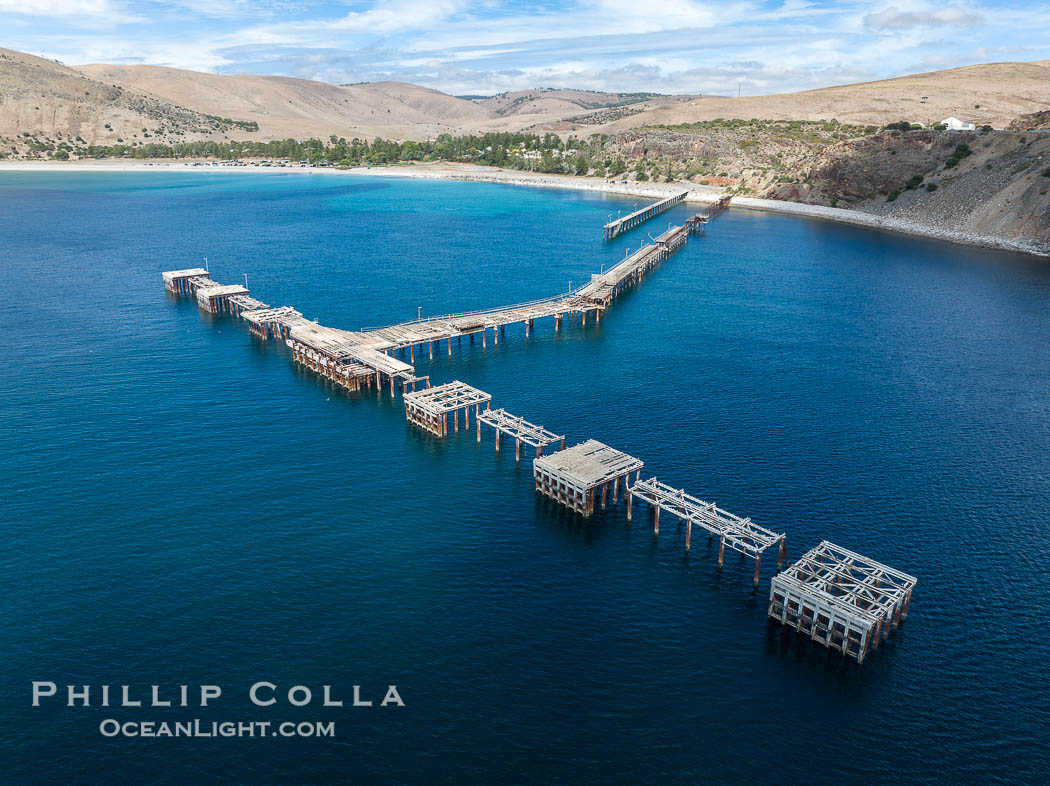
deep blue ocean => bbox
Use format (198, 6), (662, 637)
(2, 170), (1049, 783)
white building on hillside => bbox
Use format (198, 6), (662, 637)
(942, 116), (976, 131)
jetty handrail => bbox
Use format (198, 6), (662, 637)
(360, 284), (592, 331)
(602, 191), (688, 231)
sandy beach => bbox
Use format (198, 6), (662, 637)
(1, 159), (1045, 257)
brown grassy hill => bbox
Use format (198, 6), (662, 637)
(557, 60), (1050, 135)
(0, 47), (234, 153)
(474, 88), (691, 133)
(479, 88), (674, 116)
(4, 46), (1050, 151)
(75, 64), (493, 141)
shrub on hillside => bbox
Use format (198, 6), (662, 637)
(944, 144), (972, 169)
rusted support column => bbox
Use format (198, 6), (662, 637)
(482, 329), (487, 348)
(410, 344), (414, 363)
(685, 520), (692, 551)
(777, 539), (786, 571)
(515, 438), (521, 463)
(613, 477), (619, 503)
(448, 338), (452, 357)
(601, 483), (607, 510)
(429, 341), (434, 361)
(495, 430), (500, 452)
(626, 489), (633, 521)
(718, 536), (725, 568)
(537, 444), (543, 458)
(454, 408), (459, 432)
(653, 505), (659, 535)
(753, 555), (762, 588)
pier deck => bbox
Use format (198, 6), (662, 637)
(603, 192), (687, 240)
(769, 541), (916, 663)
(163, 268), (209, 294)
(196, 284), (249, 313)
(534, 440), (642, 516)
(404, 381), (491, 437)
(628, 477), (786, 585)
(477, 408), (564, 461)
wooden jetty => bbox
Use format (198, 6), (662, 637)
(628, 478), (786, 586)
(358, 199), (734, 356)
(161, 197), (921, 650)
(603, 191), (687, 240)
(686, 195), (733, 235)
(768, 541), (916, 664)
(534, 440), (643, 516)
(404, 381), (491, 437)
(477, 408), (564, 462)
(162, 269), (419, 395)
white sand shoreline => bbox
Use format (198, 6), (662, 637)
(2, 160), (1045, 258)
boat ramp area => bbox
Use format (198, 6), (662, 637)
(162, 194), (915, 663)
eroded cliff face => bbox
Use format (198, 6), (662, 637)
(764, 129), (1050, 254)
(766, 130), (974, 204)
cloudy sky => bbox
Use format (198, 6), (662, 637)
(3, 0), (1049, 95)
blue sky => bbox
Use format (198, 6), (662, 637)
(2, 0), (1048, 95)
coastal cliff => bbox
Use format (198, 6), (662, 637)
(764, 128), (1050, 255)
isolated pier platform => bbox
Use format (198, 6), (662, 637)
(768, 541), (916, 663)
(534, 440), (642, 516)
(162, 268), (210, 294)
(404, 381), (491, 437)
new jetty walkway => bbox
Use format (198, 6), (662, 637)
(603, 191), (688, 240)
(163, 193), (916, 664)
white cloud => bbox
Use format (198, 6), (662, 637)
(0, 0), (141, 22)
(328, 0), (467, 33)
(863, 5), (984, 31)
(4, 0), (1050, 95)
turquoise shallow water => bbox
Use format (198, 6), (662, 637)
(2, 171), (1049, 783)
